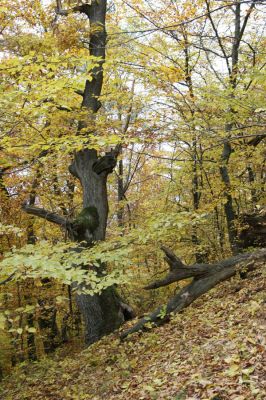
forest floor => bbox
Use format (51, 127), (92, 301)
(0, 262), (265, 400)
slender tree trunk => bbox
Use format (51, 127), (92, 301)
(0, 167), (9, 197)
(191, 137), (205, 262)
(219, 138), (238, 254)
(117, 159), (124, 228)
(247, 165), (258, 205)
(183, 34), (204, 262)
(218, 1), (241, 254)
(206, 0), (257, 254)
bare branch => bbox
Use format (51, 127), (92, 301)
(75, 89), (84, 97)
(205, 0), (231, 75)
(22, 204), (69, 227)
(237, 1), (257, 48)
(0, 272), (15, 286)
(145, 246), (209, 290)
(92, 146), (121, 175)
(161, 246), (184, 270)
(55, 0), (69, 16)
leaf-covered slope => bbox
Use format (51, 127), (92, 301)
(1, 262), (265, 400)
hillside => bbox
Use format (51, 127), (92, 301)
(1, 261), (265, 400)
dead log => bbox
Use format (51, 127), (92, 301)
(120, 247), (266, 339)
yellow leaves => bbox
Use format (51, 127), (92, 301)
(0, 313), (6, 330)
(0, 6), (8, 19)
(0, 223), (23, 237)
(27, 327), (36, 333)
(1, 257), (265, 399)
(0, 239), (130, 294)
(8, 326), (36, 336)
(242, 366), (255, 376)
(158, 65), (183, 83)
(224, 362), (241, 377)
(247, 300), (262, 316)
(224, 361), (256, 381)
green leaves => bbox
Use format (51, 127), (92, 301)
(0, 223), (23, 237)
(0, 240), (130, 295)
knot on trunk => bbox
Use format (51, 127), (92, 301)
(92, 153), (117, 175)
(71, 206), (99, 242)
(73, 4), (91, 16)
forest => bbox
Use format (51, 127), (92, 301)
(0, 0), (265, 399)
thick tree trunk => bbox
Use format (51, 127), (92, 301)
(121, 247), (266, 339)
(76, 287), (124, 345)
(21, 0), (129, 346)
(69, 149), (124, 345)
(58, 0), (125, 345)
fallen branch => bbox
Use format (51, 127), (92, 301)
(121, 248), (266, 339)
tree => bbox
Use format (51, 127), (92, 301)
(116, 0), (265, 257)
(0, 0), (134, 346)
(26, 0), (127, 345)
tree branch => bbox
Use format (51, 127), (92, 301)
(22, 204), (69, 228)
(237, 1), (257, 49)
(247, 134), (266, 147)
(55, 0), (91, 17)
(0, 272), (15, 286)
(145, 247), (251, 290)
(92, 145), (121, 175)
(205, 0), (231, 76)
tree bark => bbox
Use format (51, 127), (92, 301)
(219, 138), (238, 254)
(58, 0), (125, 345)
(206, 0), (258, 254)
(121, 246), (266, 339)
(21, 0), (127, 346)
(182, 31), (204, 262)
